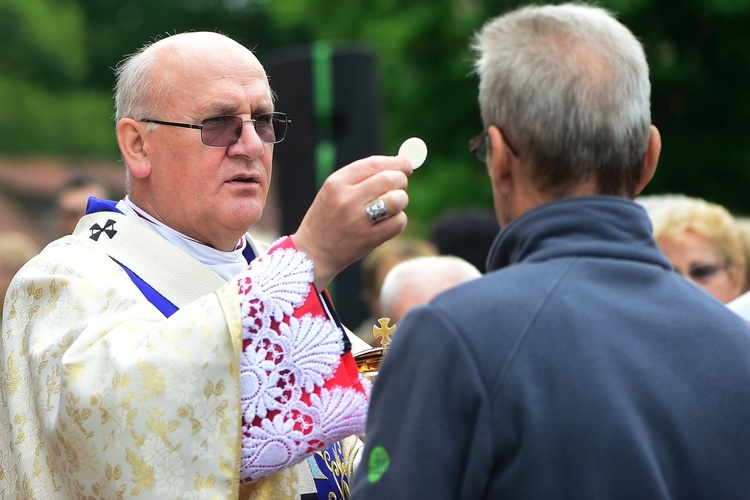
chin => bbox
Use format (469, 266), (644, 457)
(232, 211), (263, 234)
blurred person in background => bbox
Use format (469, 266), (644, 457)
(354, 236), (437, 345)
(0, 31), (413, 499)
(733, 216), (750, 294)
(54, 172), (114, 237)
(0, 231), (39, 313)
(379, 255), (481, 326)
(354, 4), (750, 498)
(641, 193), (746, 303)
(723, 216), (750, 320)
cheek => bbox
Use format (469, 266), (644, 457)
(179, 153), (226, 196)
(263, 151), (274, 177)
(702, 273), (742, 304)
(726, 270), (745, 295)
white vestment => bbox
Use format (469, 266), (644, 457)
(0, 208), (367, 498)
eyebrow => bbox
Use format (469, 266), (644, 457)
(207, 103), (274, 116)
(208, 104), (239, 115)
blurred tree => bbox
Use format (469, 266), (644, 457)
(261, 0), (750, 230)
(634, 0), (750, 215)
(0, 0), (115, 157)
(80, 0), (283, 90)
(0, 0), (282, 159)
(262, 0), (498, 235)
(0, 0), (87, 86)
(1, 0), (749, 231)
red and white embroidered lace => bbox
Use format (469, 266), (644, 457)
(236, 237), (368, 482)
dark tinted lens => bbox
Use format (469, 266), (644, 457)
(254, 113), (276, 143)
(688, 263), (725, 281)
(255, 112), (287, 144)
(201, 115), (242, 146)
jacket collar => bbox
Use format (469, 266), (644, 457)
(487, 196), (672, 273)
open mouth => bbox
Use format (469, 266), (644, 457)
(228, 174), (258, 184)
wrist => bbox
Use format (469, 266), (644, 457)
(290, 234), (335, 290)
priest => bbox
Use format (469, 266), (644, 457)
(0, 31), (412, 499)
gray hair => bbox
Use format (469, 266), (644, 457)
(113, 38), (168, 192)
(380, 255), (481, 321)
(472, 3), (651, 197)
(114, 38), (168, 124)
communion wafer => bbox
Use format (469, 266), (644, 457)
(398, 137), (428, 169)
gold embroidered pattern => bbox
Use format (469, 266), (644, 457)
(0, 238), (243, 497)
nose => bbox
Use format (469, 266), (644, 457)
(228, 120), (266, 159)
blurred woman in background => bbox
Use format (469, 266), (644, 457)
(640, 194), (746, 303)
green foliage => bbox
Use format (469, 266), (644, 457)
(0, 76), (115, 158)
(0, 0), (88, 86)
(406, 158), (495, 237)
(262, 0), (505, 235)
(262, 0), (750, 224)
(628, 0), (750, 214)
(1, 0), (750, 228)
(0, 0), (116, 159)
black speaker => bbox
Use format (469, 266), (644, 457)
(265, 42), (383, 330)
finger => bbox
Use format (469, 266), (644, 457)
(368, 211), (409, 242)
(335, 155), (413, 185)
(364, 189), (409, 224)
(356, 168), (409, 195)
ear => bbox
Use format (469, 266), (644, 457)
(633, 125), (661, 196)
(117, 118), (152, 179)
(486, 125), (514, 186)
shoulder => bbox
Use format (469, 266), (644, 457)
(24, 235), (122, 278)
(430, 268), (551, 323)
(8, 235), (139, 314)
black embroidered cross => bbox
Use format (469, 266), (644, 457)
(89, 219), (117, 241)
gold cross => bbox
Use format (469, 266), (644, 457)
(373, 317), (396, 351)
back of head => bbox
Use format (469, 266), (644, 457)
(472, 3), (651, 197)
(360, 237), (438, 317)
(380, 255), (482, 324)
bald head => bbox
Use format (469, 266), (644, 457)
(115, 32), (269, 124)
(149, 32), (264, 78)
(380, 255), (482, 325)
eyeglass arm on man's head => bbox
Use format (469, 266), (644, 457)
(140, 119), (202, 130)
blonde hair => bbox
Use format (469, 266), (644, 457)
(640, 194), (746, 274)
(733, 217), (750, 292)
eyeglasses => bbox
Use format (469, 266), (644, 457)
(469, 126), (518, 163)
(140, 112), (291, 147)
(676, 263), (729, 283)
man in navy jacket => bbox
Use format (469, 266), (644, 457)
(353, 4), (750, 499)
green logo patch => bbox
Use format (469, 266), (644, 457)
(367, 445), (390, 482)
